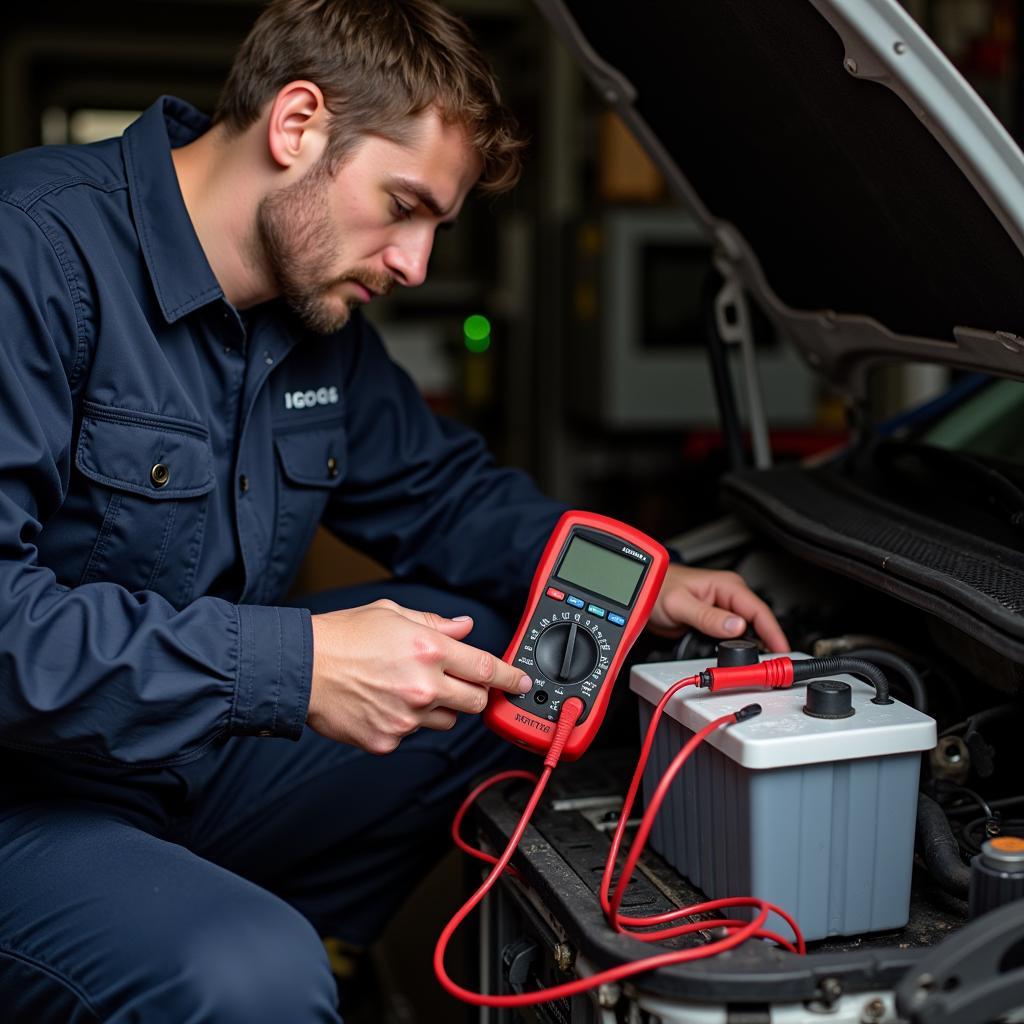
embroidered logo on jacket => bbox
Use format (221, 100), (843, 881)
(285, 387), (339, 410)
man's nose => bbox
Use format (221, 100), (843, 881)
(384, 230), (433, 288)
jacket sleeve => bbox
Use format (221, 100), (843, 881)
(322, 313), (569, 616)
(0, 200), (311, 768)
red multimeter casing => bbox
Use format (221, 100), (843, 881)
(485, 510), (668, 761)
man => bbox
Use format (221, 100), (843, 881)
(0, 1), (787, 1020)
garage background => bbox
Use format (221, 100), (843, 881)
(1, 1), (1020, 1019)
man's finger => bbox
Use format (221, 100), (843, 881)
(441, 638), (531, 694)
(662, 585), (784, 652)
(422, 707), (459, 731)
(747, 607), (789, 653)
(710, 586), (789, 652)
(384, 603), (474, 637)
(429, 615), (475, 640)
(432, 674), (493, 715)
(680, 592), (746, 641)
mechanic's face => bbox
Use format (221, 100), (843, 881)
(256, 108), (480, 334)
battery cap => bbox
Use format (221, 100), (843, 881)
(717, 639), (759, 668)
(803, 679), (855, 719)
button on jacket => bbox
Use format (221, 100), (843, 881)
(0, 96), (564, 768)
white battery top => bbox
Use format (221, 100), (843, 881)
(629, 653), (937, 769)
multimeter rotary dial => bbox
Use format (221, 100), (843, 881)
(534, 621), (600, 685)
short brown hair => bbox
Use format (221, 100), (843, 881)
(214, 0), (525, 193)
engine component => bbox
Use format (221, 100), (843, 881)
(896, 900), (1024, 1024)
(916, 792), (970, 899)
(969, 836), (1024, 920)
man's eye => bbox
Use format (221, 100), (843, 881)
(391, 196), (413, 220)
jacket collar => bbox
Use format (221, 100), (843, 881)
(121, 96), (224, 323)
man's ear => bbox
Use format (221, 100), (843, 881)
(266, 81), (329, 171)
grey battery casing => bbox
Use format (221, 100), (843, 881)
(630, 654), (936, 941)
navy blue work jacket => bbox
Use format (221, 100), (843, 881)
(0, 96), (563, 769)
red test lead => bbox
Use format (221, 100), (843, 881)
(435, 681), (805, 1011)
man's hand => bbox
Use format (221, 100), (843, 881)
(306, 599), (530, 754)
(647, 563), (789, 652)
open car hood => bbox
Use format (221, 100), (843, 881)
(533, 0), (1024, 401)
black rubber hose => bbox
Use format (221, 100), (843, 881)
(916, 792), (970, 899)
(946, 794), (1024, 818)
(790, 656), (893, 704)
(847, 647), (927, 713)
(935, 783), (994, 821)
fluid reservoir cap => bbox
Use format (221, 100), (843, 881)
(981, 837), (1024, 872)
(717, 639), (760, 668)
(803, 678), (855, 719)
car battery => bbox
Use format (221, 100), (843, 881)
(630, 654), (937, 942)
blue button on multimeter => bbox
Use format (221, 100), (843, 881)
(566, 595), (585, 608)
(608, 613), (626, 626)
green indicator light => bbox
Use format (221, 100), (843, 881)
(463, 314), (491, 353)
(464, 314), (490, 341)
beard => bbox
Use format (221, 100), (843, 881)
(253, 163), (393, 335)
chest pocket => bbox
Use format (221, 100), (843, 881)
(272, 420), (346, 590)
(74, 402), (215, 605)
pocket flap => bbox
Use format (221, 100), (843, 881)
(274, 425), (346, 488)
(75, 403), (215, 499)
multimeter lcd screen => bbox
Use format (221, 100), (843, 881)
(555, 537), (645, 607)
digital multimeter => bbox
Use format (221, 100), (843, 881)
(485, 511), (668, 761)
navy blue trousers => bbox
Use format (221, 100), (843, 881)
(0, 581), (516, 1023)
